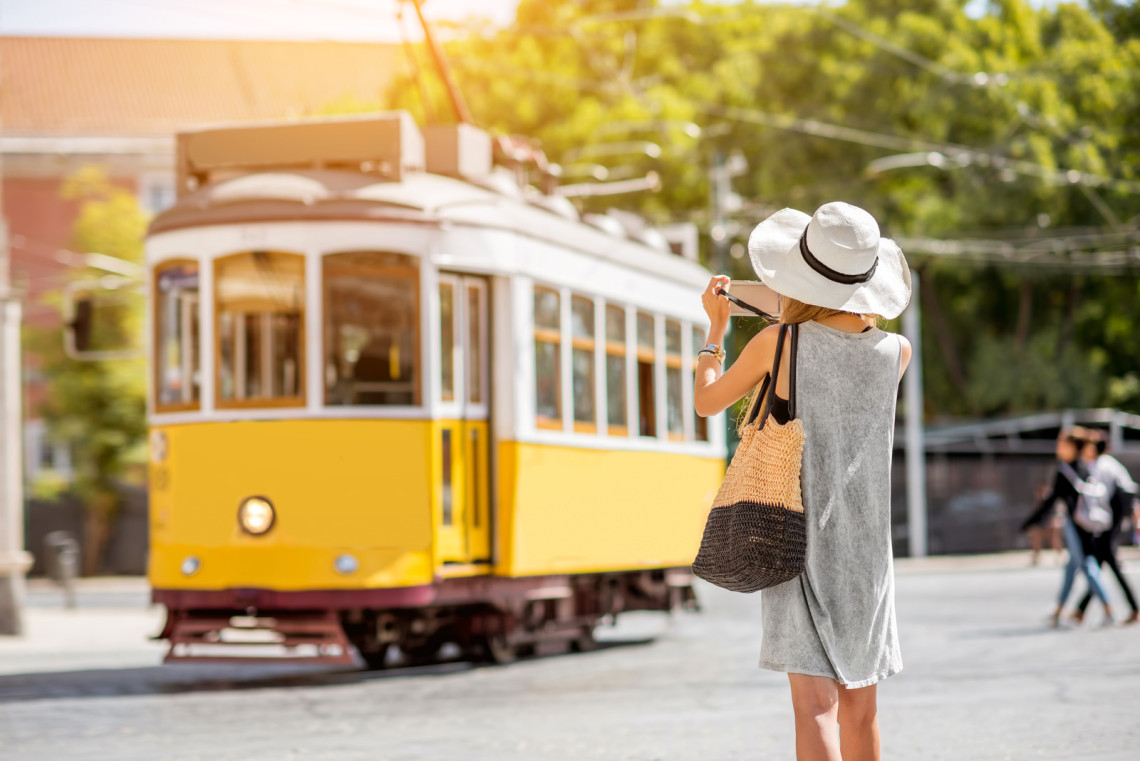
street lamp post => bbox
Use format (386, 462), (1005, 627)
(0, 101), (33, 634)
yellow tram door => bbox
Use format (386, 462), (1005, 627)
(436, 274), (492, 565)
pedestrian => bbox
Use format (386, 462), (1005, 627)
(1026, 482), (1064, 566)
(694, 202), (912, 761)
(1020, 427), (1115, 627)
(1072, 431), (1140, 624)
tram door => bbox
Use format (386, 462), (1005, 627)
(437, 274), (492, 564)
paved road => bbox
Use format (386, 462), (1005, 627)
(1, 552), (1138, 761)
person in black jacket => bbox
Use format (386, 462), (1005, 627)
(1020, 427), (1115, 627)
(1072, 432), (1139, 625)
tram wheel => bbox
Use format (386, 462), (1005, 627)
(478, 633), (517, 665)
(571, 625), (597, 653)
(401, 641), (442, 668)
(360, 644), (393, 670)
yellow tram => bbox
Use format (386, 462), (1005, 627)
(145, 113), (726, 665)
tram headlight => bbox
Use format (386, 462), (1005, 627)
(334, 554), (359, 575)
(238, 496), (276, 536)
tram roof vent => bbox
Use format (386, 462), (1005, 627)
(583, 213), (625, 238)
(176, 111), (425, 196)
(424, 123), (493, 180)
(603, 209), (673, 254)
(658, 223), (700, 261)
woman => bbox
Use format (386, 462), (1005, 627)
(1073, 432), (1139, 624)
(1019, 427), (1114, 626)
(694, 202), (912, 761)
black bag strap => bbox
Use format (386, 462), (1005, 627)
(751, 323), (787, 430)
(788, 322), (799, 420)
(745, 322), (799, 430)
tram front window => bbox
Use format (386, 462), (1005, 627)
(154, 260), (200, 409)
(216, 251), (304, 406)
(323, 251), (420, 406)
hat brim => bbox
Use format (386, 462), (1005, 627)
(746, 208), (912, 320)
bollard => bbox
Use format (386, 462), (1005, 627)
(43, 531), (79, 609)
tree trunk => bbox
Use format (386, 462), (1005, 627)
(920, 273), (970, 400)
(1015, 280), (1032, 351)
(1057, 278), (1080, 358)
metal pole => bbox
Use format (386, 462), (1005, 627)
(408, 0), (475, 125)
(902, 271), (928, 558)
(0, 45), (34, 631)
(710, 149), (725, 275)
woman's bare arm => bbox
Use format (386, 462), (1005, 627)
(694, 324), (779, 418)
(898, 335), (912, 382)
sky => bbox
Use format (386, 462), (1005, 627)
(0, 0), (522, 42)
(0, 0), (1076, 41)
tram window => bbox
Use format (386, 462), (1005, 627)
(637, 311), (656, 438)
(323, 251), (420, 406)
(467, 284), (484, 405)
(692, 325), (709, 441)
(440, 282), (455, 402)
(605, 305), (627, 435)
(570, 295), (596, 431)
(534, 287), (561, 429)
(665, 319), (685, 440)
(441, 428), (453, 526)
(154, 260), (200, 409)
(216, 251), (304, 406)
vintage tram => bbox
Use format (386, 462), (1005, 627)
(145, 113), (726, 665)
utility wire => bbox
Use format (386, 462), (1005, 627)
(449, 56), (1140, 196)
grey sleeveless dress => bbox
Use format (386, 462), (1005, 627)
(758, 321), (904, 689)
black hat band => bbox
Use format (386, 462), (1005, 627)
(799, 228), (878, 285)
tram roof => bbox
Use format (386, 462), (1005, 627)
(148, 169), (711, 285)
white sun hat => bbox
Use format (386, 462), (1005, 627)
(746, 202), (912, 320)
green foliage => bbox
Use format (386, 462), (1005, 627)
(369, 0), (1140, 419)
(28, 167), (148, 571)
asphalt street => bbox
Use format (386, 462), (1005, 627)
(0, 551), (1138, 761)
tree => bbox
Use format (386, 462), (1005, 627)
(29, 167), (147, 575)
(372, 0), (1140, 419)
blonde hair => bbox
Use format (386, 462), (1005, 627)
(734, 297), (881, 432)
(779, 296), (880, 328)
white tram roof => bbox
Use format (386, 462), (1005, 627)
(148, 169), (712, 288)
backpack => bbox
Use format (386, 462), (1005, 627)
(1059, 462), (1114, 535)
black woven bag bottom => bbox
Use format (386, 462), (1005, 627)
(691, 501), (807, 593)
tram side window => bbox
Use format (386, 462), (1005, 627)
(637, 311), (656, 438)
(216, 251), (304, 406)
(154, 261), (200, 409)
(570, 295), (596, 432)
(534, 287), (561, 429)
(665, 319), (685, 440)
(692, 325), (709, 442)
(324, 251), (420, 406)
(605, 305), (627, 435)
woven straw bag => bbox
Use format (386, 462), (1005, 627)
(692, 322), (806, 593)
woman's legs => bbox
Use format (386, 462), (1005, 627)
(788, 675), (880, 761)
(1054, 519), (1084, 619)
(788, 674), (841, 761)
(1080, 552), (1111, 607)
(1101, 550), (1140, 619)
(837, 684), (880, 761)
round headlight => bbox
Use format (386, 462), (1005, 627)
(334, 554), (359, 575)
(181, 556), (201, 576)
(238, 496), (276, 536)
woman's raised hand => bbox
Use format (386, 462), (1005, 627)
(702, 275), (732, 329)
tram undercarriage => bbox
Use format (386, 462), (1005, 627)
(156, 568), (697, 668)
